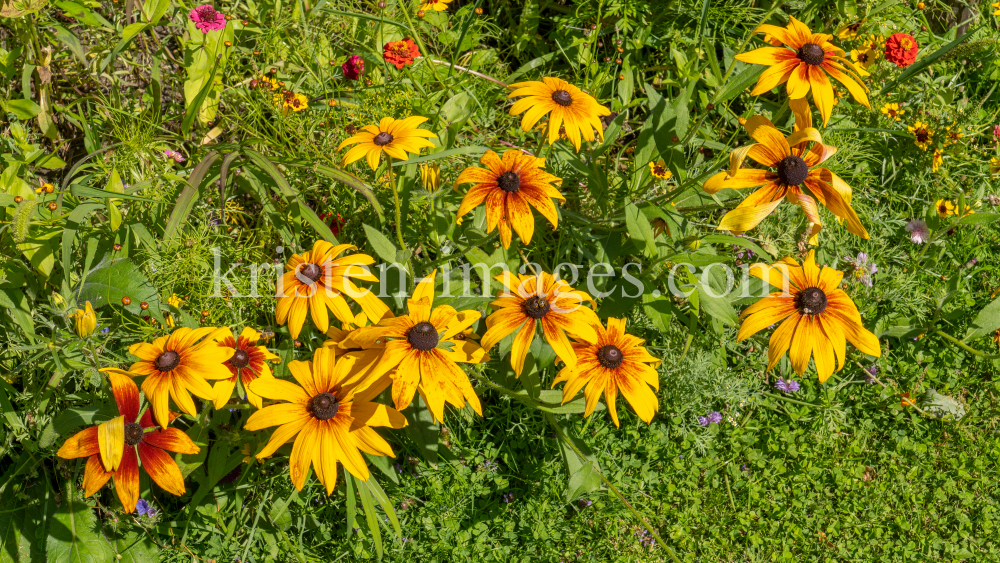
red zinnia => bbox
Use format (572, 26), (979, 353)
(342, 55), (364, 80)
(885, 33), (918, 68)
(383, 38), (420, 69)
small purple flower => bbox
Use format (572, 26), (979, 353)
(163, 150), (186, 163)
(135, 499), (156, 517)
(905, 219), (929, 244)
(699, 411), (722, 425)
(189, 4), (226, 33)
(864, 364), (879, 384)
(775, 378), (800, 393)
(342, 55), (364, 80)
(843, 252), (877, 287)
(579, 499), (592, 508)
(502, 492), (514, 504)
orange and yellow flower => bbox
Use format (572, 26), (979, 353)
(735, 16), (870, 125)
(57, 371), (199, 512)
(418, 0), (451, 10)
(935, 199), (955, 217)
(245, 348), (406, 494)
(908, 121), (933, 150)
(507, 78), (611, 151)
(338, 116), (437, 170)
(881, 102), (904, 121)
(455, 150), (564, 248)
(649, 160), (672, 180)
(212, 327), (280, 409)
(480, 272), (600, 376)
(552, 317), (662, 427)
(121, 327), (234, 428)
(703, 98), (868, 240)
(737, 250), (881, 382)
(276, 240), (389, 339)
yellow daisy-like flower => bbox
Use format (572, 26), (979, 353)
(881, 102), (904, 121)
(850, 48), (875, 69)
(932, 149), (943, 173)
(277, 240), (390, 340)
(480, 272), (600, 377)
(338, 116), (438, 170)
(119, 327), (235, 428)
(245, 347), (407, 494)
(737, 250), (881, 383)
(648, 160), (672, 180)
(836, 19), (865, 39)
(935, 199), (955, 218)
(455, 150), (565, 249)
(959, 201), (980, 217)
(276, 91), (308, 114)
(990, 157), (1000, 178)
(351, 270), (488, 423)
(212, 327), (281, 410)
(862, 34), (884, 56)
(418, 0), (451, 11)
(735, 16), (871, 126)
(908, 121), (933, 150)
(70, 301), (97, 338)
(420, 163), (441, 192)
(165, 293), (184, 329)
(993, 1), (999, 15)
(552, 317), (662, 428)
(507, 77), (611, 151)
(703, 98), (869, 240)
(944, 125), (963, 146)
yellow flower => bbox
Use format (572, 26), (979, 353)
(735, 16), (871, 125)
(991, 157), (1000, 178)
(932, 149), (943, 173)
(959, 201), (980, 217)
(994, 328), (1000, 348)
(241, 443), (254, 464)
(551, 317), (662, 427)
(276, 240), (389, 339)
(259, 76), (281, 91)
(507, 77), (611, 151)
(935, 199), (955, 217)
(836, 19), (865, 39)
(455, 150), (564, 248)
(648, 160), (672, 180)
(850, 48), (874, 69)
(994, 1), (1000, 15)
(863, 34), (884, 56)
(338, 116), (438, 170)
(420, 163), (441, 192)
(418, 0), (452, 11)
(944, 125), (963, 146)
(703, 98), (869, 240)
(737, 250), (881, 383)
(881, 102), (904, 121)
(119, 327), (235, 428)
(212, 327), (281, 410)
(70, 301), (97, 338)
(165, 294), (184, 328)
(908, 121), (933, 150)
(349, 270), (488, 423)
(245, 347), (407, 494)
(277, 92), (309, 114)
(480, 272), (600, 376)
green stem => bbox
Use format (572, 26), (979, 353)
(469, 370), (563, 409)
(544, 413), (683, 563)
(934, 330), (1000, 359)
(386, 155), (414, 283)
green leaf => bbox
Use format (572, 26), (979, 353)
(363, 223), (398, 264)
(5, 98), (41, 119)
(46, 480), (115, 562)
(402, 394), (439, 464)
(625, 202), (656, 257)
(958, 212), (1000, 226)
(556, 427), (602, 501)
(181, 56), (220, 136)
(700, 233), (773, 261)
(642, 291), (675, 333)
(965, 295), (1000, 342)
(163, 151), (219, 241)
(99, 22), (148, 73)
(714, 65), (764, 104)
(355, 474), (384, 558)
(111, 530), (158, 563)
(52, 24), (87, 64)
(268, 490), (298, 532)
(75, 258), (164, 325)
(69, 184), (155, 202)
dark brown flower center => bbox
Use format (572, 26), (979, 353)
(551, 89), (573, 106)
(230, 349), (250, 369)
(915, 129), (929, 142)
(522, 295), (550, 319)
(497, 171), (520, 193)
(796, 287), (828, 315)
(373, 132), (393, 146)
(653, 165), (667, 176)
(797, 43), (826, 65)
(407, 321), (439, 351)
(155, 351), (180, 372)
(597, 345), (624, 369)
(124, 422), (144, 446)
(299, 263), (322, 283)
(310, 392), (340, 420)
(776, 155), (809, 187)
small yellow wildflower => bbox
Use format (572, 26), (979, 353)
(881, 103), (904, 121)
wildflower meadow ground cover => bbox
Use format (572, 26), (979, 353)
(2, 0), (1000, 561)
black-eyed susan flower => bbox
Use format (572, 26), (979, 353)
(455, 150), (564, 248)
(836, 19), (865, 39)
(881, 102), (904, 121)
(932, 149), (943, 173)
(737, 250), (881, 383)
(212, 327), (280, 410)
(507, 78), (611, 151)
(277, 240), (389, 339)
(703, 98), (869, 240)
(245, 347), (406, 494)
(119, 327), (234, 429)
(850, 48), (874, 69)
(935, 199), (955, 217)
(735, 16), (870, 125)
(990, 157), (1000, 179)
(277, 91), (308, 114)
(909, 121), (933, 150)
(480, 272), (600, 376)
(57, 370), (199, 512)
(418, 0), (451, 10)
(552, 317), (662, 427)
(648, 160), (672, 180)
(70, 301), (97, 337)
(351, 270), (488, 423)
(338, 116), (437, 170)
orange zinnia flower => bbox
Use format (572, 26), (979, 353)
(277, 241), (390, 339)
(455, 150), (564, 248)
(123, 327), (234, 429)
(735, 16), (870, 125)
(703, 98), (868, 241)
(383, 38), (420, 69)
(212, 327), (281, 410)
(56, 370), (199, 512)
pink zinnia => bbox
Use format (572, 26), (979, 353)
(342, 55), (364, 80)
(189, 4), (226, 33)
(993, 124), (1000, 144)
